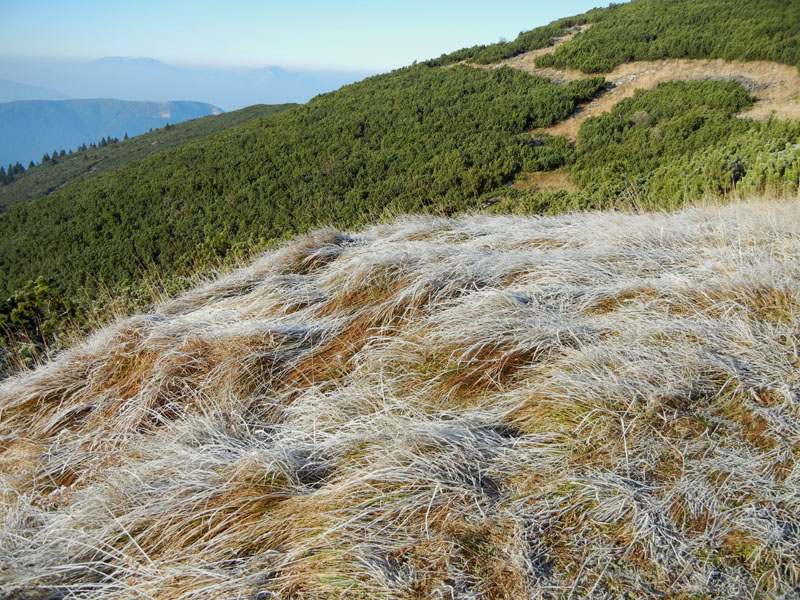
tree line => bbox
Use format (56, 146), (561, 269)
(1, 136), (126, 187)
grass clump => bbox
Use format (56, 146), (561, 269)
(2, 199), (799, 598)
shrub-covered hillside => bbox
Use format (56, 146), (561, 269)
(535, 0), (800, 73)
(430, 0), (800, 72)
(1, 0), (799, 373)
(0, 67), (605, 297)
(2, 199), (799, 598)
(571, 80), (800, 204)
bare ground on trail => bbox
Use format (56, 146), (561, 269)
(512, 168), (577, 192)
(507, 24), (592, 66)
(453, 24), (592, 73)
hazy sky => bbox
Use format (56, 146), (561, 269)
(2, 0), (612, 71)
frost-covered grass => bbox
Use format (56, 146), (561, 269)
(2, 198), (800, 599)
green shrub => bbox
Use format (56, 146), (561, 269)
(536, 0), (800, 72)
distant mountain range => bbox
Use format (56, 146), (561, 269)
(0, 57), (375, 111)
(0, 99), (222, 167)
(0, 79), (70, 103)
(0, 56), (368, 168)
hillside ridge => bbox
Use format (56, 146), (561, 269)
(0, 103), (297, 211)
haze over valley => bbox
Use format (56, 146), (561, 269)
(0, 57), (375, 111)
(0, 57), (373, 168)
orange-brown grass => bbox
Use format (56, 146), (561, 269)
(2, 199), (800, 599)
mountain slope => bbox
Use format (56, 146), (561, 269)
(0, 67), (606, 296)
(535, 0), (800, 73)
(0, 98), (223, 167)
(1, 199), (798, 599)
(430, 0), (800, 71)
(0, 103), (297, 211)
(0, 0), (798, 376)
(525, 58), (800, 142)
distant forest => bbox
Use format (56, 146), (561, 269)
(1, 137), (121, 186)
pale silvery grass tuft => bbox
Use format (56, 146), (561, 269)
(2, 198), (800, 599)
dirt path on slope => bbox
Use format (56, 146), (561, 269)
(457, 24), (592, 73)
(467, 27), (799, 141)
(530, 59), (800, 141)
(509, 24), (592, 65)
(459, 26), (800, 191)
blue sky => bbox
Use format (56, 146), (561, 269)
(2, 0), (613, 71)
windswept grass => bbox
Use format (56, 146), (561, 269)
(2, 198), (800, 598)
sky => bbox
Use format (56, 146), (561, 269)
(1, 0), (612, 72)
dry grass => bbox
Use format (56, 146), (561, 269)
(2, 198), (800, 598)
(512, 169), (578, 193)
